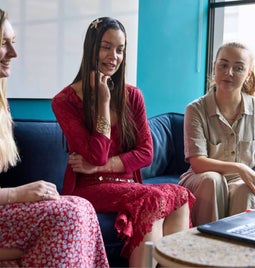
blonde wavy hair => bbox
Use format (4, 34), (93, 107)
(0, 9), (19, 172)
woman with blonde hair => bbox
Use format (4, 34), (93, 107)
(180, 42), (255, 226)
(0, 8), (109, 267)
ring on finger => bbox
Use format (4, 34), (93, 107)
(46, 189), (52, 195)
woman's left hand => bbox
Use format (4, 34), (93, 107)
(11, 180), (60, 203)
(237, 163), (255, 194)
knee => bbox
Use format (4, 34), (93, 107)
(181, 171), (224, 191)
(198, 172), (223, 187)
(45, 198), (95, 226)
(192, 172), (226, 199)
(233, 183), (253, 197)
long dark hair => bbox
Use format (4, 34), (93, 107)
(72, 17), (136, 151)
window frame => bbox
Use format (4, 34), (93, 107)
(206, 0), (255, 92)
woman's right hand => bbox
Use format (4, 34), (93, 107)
(90, 70), (111, 103)
(237, 163), (255, 193)
(10, 180), (60, 203)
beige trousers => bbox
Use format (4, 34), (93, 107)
(179, 169), (255, 226)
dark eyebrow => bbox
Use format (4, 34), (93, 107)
(101, 41), (111, 45)
(101, 40), (125, 47)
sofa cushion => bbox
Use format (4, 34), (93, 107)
(0, 113), (188, 267)
(142, 174), (181, 185)
(0, 120), (68, 192)
(141, 112), (189, 183)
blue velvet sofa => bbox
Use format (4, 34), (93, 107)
(0, 112), (189, 267)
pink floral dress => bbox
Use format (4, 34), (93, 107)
(0, 195), (109, 267)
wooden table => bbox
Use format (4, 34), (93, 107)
(153, 228), (255, 267)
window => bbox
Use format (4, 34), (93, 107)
(1, 0), (138, 98)
(207, 0), (255, 90)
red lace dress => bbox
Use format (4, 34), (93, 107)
(0, 196), (109, 267)
(52, 85), (195, 258)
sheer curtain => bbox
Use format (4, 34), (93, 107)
(1, 0), (138, 98)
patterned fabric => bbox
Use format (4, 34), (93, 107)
(75, 181), (195, 258)
(0, 196), (109, 268)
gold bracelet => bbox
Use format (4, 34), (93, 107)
(96, 115), (110, 135)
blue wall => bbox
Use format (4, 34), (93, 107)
(9, 99), (55, 120)
(137, 0), (208, 117)
(9, 0), (208, 120)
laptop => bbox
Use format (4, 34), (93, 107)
(197, 210), (255, 245)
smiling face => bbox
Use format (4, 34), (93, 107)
(98, 28), (125, 76)
(0, 19), (17, 78)
(213, 46), (252, 93)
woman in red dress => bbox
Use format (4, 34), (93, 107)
(0, 9), (109, 268)
(52, 17), (195, 267)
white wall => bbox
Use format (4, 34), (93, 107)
(1, 0), (138, 98)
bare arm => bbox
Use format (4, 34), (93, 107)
(190, 156), (255, 193)
(0, 180), (60, 204)
(0, 181), (60, 261)
(190, 155), (242, 174)
(0, 248), (23, 261)
(92, 71), (111, 139)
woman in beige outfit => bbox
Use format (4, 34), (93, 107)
(179, 42), (255, 226)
